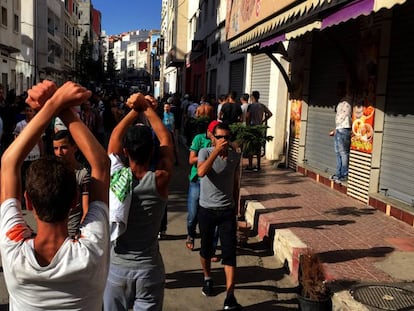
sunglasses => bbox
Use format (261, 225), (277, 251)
(214, 135), (230, 140)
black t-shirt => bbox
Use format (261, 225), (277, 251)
(220, 102), (242, 124)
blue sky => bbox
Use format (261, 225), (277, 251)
(92, 0), (161, 35)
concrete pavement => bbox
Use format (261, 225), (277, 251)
(240, 158), (414, 310)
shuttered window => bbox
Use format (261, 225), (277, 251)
(229, 58), (245, 99)
(379, 2), (414, 206)
(251, 54), (271, 106)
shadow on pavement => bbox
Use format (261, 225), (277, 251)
(319, 246), (394, 263)
(324, 206), (376, 217)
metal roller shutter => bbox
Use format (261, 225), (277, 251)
(229, 58), (245, 99)
(304, 24), (356, 173)
(379, 2), (414, 206)
(251, 54), (271, 106)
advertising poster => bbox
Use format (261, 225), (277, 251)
(290, 99), (302, 139)
(351, 96), (375, 153)
(350, 28), (380, 154)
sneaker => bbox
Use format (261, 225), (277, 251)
(335, 176), (348, 184)
(202, 279), (214, 297)
(244, 167), (253, 172)
(158, 231), (166, 240)
(329, 174), (339, 181)
(223, 294), (242, 310)
(253, 167), (261, 172)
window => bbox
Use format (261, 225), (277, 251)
(129, 50), (134, 57)
(2, 7), (7, 27)
(48, 39), (55, 64)
(210, 41), (218, 56)
(48, 17), (54, 35)
(13, 14), (19, 32)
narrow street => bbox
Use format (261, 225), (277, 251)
(160, 143), (298, 310)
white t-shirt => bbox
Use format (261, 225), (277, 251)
(0, 198), (110, 311)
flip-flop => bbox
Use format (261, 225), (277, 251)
(185, 237), (194, 250)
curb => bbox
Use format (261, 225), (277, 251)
(244, 200), (370, 311)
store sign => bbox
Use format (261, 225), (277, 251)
(226, 0), (295, 40)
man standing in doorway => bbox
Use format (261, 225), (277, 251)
(329, 81), (352, 183)
(245, 90), (273, 171)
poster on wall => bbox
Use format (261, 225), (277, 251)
(350, 28), (379, 154)
(290, 99), (302, 139)
(351, 97), (375, 153)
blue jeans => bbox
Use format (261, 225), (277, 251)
(103, 263), (165, 311)
(187, 180), (200, 238)
(334, 128), (351, 178)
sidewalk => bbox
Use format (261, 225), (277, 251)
(239, 158), (414, 310)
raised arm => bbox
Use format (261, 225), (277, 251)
(1, 81), (56, 202)
(143, 95), (173, 174)
(59, 107), (109, 204)
(1, 80), (91, 203)
(107, 107), (138, 156)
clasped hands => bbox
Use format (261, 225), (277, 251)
(126, 93), (157, 112)
(26, 80), (92, 112)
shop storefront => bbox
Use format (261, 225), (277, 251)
(378, 3), (414, 206)
(226, 0), (413, 223)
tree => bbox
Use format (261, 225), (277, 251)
(106, 50), (116, 81)
(77, 33), (105, 87)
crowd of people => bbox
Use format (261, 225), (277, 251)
(0, 81), (274, 311)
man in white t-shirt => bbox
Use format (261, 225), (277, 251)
(0, 80), (110, 310)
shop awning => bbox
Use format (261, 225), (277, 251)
(229, 0), (406, 53)
(229, 0), (346, 52)
(322, 0), (407, 29)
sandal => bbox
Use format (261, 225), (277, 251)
(185, 236), (194, 250)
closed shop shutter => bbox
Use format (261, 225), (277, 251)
(251, 54), (271, 106)
(304, 24), (357, 173)
(379, 2), (414, 206)
(229, 58), (245, 99)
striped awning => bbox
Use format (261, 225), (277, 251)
(229, 0), (407, 52)
(322, 0), (407, 28)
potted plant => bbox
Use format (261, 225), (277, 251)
(229, 123), (273, 158)
(297, 252), (332, 311)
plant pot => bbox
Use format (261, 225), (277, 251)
(297, 295), (332, 311)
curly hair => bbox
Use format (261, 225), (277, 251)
(25, 156), (77, 222)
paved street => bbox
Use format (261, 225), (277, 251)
(160, 144), (298, 310)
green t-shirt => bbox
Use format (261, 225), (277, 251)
(189, 133), (211, 182)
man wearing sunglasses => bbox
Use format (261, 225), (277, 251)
(197, 122), (242, 310)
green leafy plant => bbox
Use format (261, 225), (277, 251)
(229, 123), (273, 156)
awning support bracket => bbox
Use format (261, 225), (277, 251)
(265, 52), (293, 93)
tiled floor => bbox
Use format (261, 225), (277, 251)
(240, 159), (414, 284)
